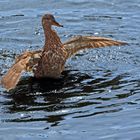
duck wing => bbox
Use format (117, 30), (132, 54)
(1, 50), (41, 91)
(63, 36), (128, 58)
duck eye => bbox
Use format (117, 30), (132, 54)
(46, 17), (49, 20)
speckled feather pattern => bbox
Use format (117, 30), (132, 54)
(34, 25), (67, 78)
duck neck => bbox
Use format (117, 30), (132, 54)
(42, 22), (62, 50)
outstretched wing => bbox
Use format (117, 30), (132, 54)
(63, 36), (128, 58)
(1, 35), (127, 91)
(1, 50), (42, 91)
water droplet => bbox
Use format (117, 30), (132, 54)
(20, 113), (24, 117)
(94, 32), (99, 35)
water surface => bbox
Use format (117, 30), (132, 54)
(0, 0), (140, 140)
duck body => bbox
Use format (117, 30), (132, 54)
(34, 15), (67, 78)
(35, 46), (67, 78)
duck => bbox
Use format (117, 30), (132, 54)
(1, 14), (127, 91)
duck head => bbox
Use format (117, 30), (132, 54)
(42, 14), (63, 27)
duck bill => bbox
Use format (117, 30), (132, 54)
(53, 20), (63, 27)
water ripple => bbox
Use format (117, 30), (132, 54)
(0, 0), (140, 139)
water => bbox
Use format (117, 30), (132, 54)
(0, 0), (140, 140)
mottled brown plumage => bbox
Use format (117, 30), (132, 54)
(1, 14), (128, 91)
(34, 14), (67, 78)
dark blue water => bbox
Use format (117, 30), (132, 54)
(0, 0), (140, 140)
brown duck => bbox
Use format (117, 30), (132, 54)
(1, 14), (127, 91)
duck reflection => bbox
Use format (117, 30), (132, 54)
(3, 70), (92, 125)
(2, 69), (130, 126)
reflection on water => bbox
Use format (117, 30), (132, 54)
(2, 69), (139, 123)
(0, 0), (140, 139)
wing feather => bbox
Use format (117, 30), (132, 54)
(63, 36), (128, 58)
(0, 51), (41, 91)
